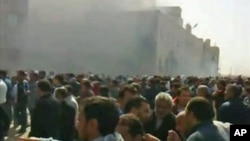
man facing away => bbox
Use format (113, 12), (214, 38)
(29, 80), (60, 139)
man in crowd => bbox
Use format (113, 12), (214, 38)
(79, 79), (94, 99)
(173, 86), (191, 115)
(76, 96), (124, 141)
(38, 70), (47, 80)
(29, 80), (60, 138)
(115, 114), (145, 141)
(53, 74), (65, 96)
(65, 85), (79, 126)
(55, 87), (76, 141)
(197, 85), (212, 104)
(144, 78), (161, 109)
(145, 92), (176, 141)
(168, 83), (181, 98)
(218, 84), (250, 124)
(0, 75), (7, 106)
(27, 71), (39, 118)
(0, 70), (13, 118)
(124, 96), (151, 124)
(0, 104), (10, 141)
(117, 85), (138, 115)
(15, 70), (30, 133)
(213, 79), (226, 112)
(110, 80), (120, 99)
(168, 97), (230, 141)
(0, 74), (9, 141)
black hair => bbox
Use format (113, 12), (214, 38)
(100, 85), (109, 97)
(56, 88), (68, 98)
(65, 85), (73, 93)
(186, 97), (214, 122)
(0, 70), (8, 77)
(54, 74), (64, 84)
(118, 85), (137, 99)
(121, 114), (145, 137)
(81, 79), (92, 89)
(37, 80), (52, 92)
(82, 96), (119, 136)
(228, 84), (242, 98)
(124, 96), (147, 114)
(177, 85), (190, 96)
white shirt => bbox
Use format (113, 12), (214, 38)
(65, 95), (79, 127)
(0, 79), (7, 104)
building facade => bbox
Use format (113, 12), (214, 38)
(0, 0), (219, 76)
(0, 0), (28, 69)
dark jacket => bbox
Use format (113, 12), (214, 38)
(144, 86), (161, 109)
(186, 121), (230, 141)
(29, 93), (60, 139)
(213, 89), (225, 111)
(217, 98), (250, 124)
(0, 105), (10, 141)
(145, 112), (176, 141)
(59, 101), (76, 141)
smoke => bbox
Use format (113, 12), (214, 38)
(18, 0), (157, 75)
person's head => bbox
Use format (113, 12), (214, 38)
(131, 83), (141, 94)
(76, 96), (119, 141)
(39, 70), (46, 79)
(171, 83), (181, 96)
(245, 87), (250, 96)
(17, 70), (27, 82)
(176, 111), (186, 138)
(76, 74), (84, 82)
(37, 80), (52, 97)
(225, 84), (241, 100)
(0, 70), (8, 79)
(177, 86), (191, 107)
(185, 97), (214, 132)
(65, 85), (73, 95)
(116, 114), (145, 141)
(124, 97), (151, 123)
(118, 85), (138, 105)
(111, 80), (119, 87)
(194, 78), (201, 86)
(29, 71), (39, 82)
(154, 92), (173, 119)
(197, 85), (210, 98)
(80, 79), (92, 92)
(217, 79), (226, 90)
(100, 85), (109, 97)
(55, 87), (68, 101)
(53, 74), (64, 87)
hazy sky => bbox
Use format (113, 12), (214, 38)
(157, 0), (250, 75)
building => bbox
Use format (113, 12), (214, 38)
(0, 0), (219, 76)
(0, 0), (28, 69)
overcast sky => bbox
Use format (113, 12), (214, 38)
(157, 0), (250, 75)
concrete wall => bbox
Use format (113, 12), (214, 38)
(155, 10), (218, 76)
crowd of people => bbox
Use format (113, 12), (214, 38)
(0, 69), (250, 141)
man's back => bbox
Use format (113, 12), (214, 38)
(187, 121), (230, 141)
(59, 101), (76, 141)
(30, 93), (60, 139)
(218, 98), (249, 124)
